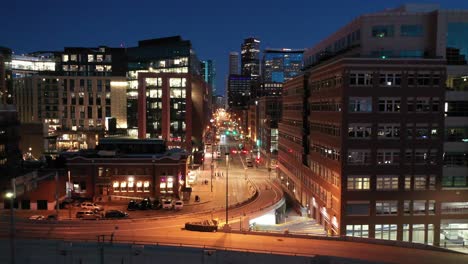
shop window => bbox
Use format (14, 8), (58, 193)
(137, 181), (143, 192)
(144, 181), (150, 192)
(120, 181), (127, 192)
(128, 181), (134, 192)
(113, 181), (119, 192)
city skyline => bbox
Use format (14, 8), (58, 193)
(3, 0), (468, 96)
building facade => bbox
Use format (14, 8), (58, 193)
(257, 96), (281, 167)
(14, 75), (127, 152)
(279, 4), (468, 247)
(262, 49), (304, 83)
(66, 139), (188, 200)
(136, 72), (209, 151)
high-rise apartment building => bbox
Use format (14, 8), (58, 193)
(241, 38), (260, 79)
(229, 52), (240, 75)
(278, 4), (468, 247)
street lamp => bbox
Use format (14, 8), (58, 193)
(5, 191), (15, 264)
(225, 152), (230, 228)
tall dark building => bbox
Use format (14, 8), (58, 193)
(227, 74), (251, 110)
(0, 105), (21, 184)
(0, 47), (13, 105)
(241, 37), (260, 79)
(229, 52), (240, 75)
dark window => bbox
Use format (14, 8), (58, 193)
(37, 200), (48, 210)
(372, 25), (394, 38)
(21, 200), (30, 209)
(400, 25), (423, 37)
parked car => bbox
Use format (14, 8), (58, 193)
(173, 200), (184, 210)
(29, 215), (45, 220)
(152, 199), (161, 210)
(76, 210), (101, 220)
(127, 200), (139, 211)
(80, 202), (103, 212)
(104, 210), (128, 219)
(139, 198), (153, 210)
(162, 199), (173, 210)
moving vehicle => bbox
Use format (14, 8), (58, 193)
(76, 210), (102, 220)
(173, 200), (184, 210)
(29, 215), (45, 220)
(80, 202), (103, 212)
(104, 210), (128, 219)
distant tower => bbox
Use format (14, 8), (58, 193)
(241, 37), (260, 79)
(229, 52), (239, 75)
(201, 59), (216, 94)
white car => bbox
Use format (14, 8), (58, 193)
(173, 200), (184, 210)
(80, 202), (104, 211)
(162, 199), (173, 210)
(29, 215), (45, 220)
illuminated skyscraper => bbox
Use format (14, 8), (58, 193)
(241, 37), (260, 79)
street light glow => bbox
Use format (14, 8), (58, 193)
(5, 192), (14, 199)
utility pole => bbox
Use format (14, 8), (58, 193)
(68, 170), (72, 219)
(55, 171), (59, 219)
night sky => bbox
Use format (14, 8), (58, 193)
(3, 0), (468, 95)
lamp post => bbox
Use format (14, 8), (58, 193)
(6, 190), (15, 264)
(225, 152), (229, 227)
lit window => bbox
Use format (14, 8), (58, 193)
(120, 181), (127, 192)
(128, 181), (134, 192)
(144, 181), (150, 192)
(113, 181), (119, 192)
(136, 181), (143, 192)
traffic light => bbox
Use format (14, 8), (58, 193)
(225, 131), (230, 135)
(233, 130), (237, 135)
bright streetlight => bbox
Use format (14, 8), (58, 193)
(5, 190), (16, 264)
